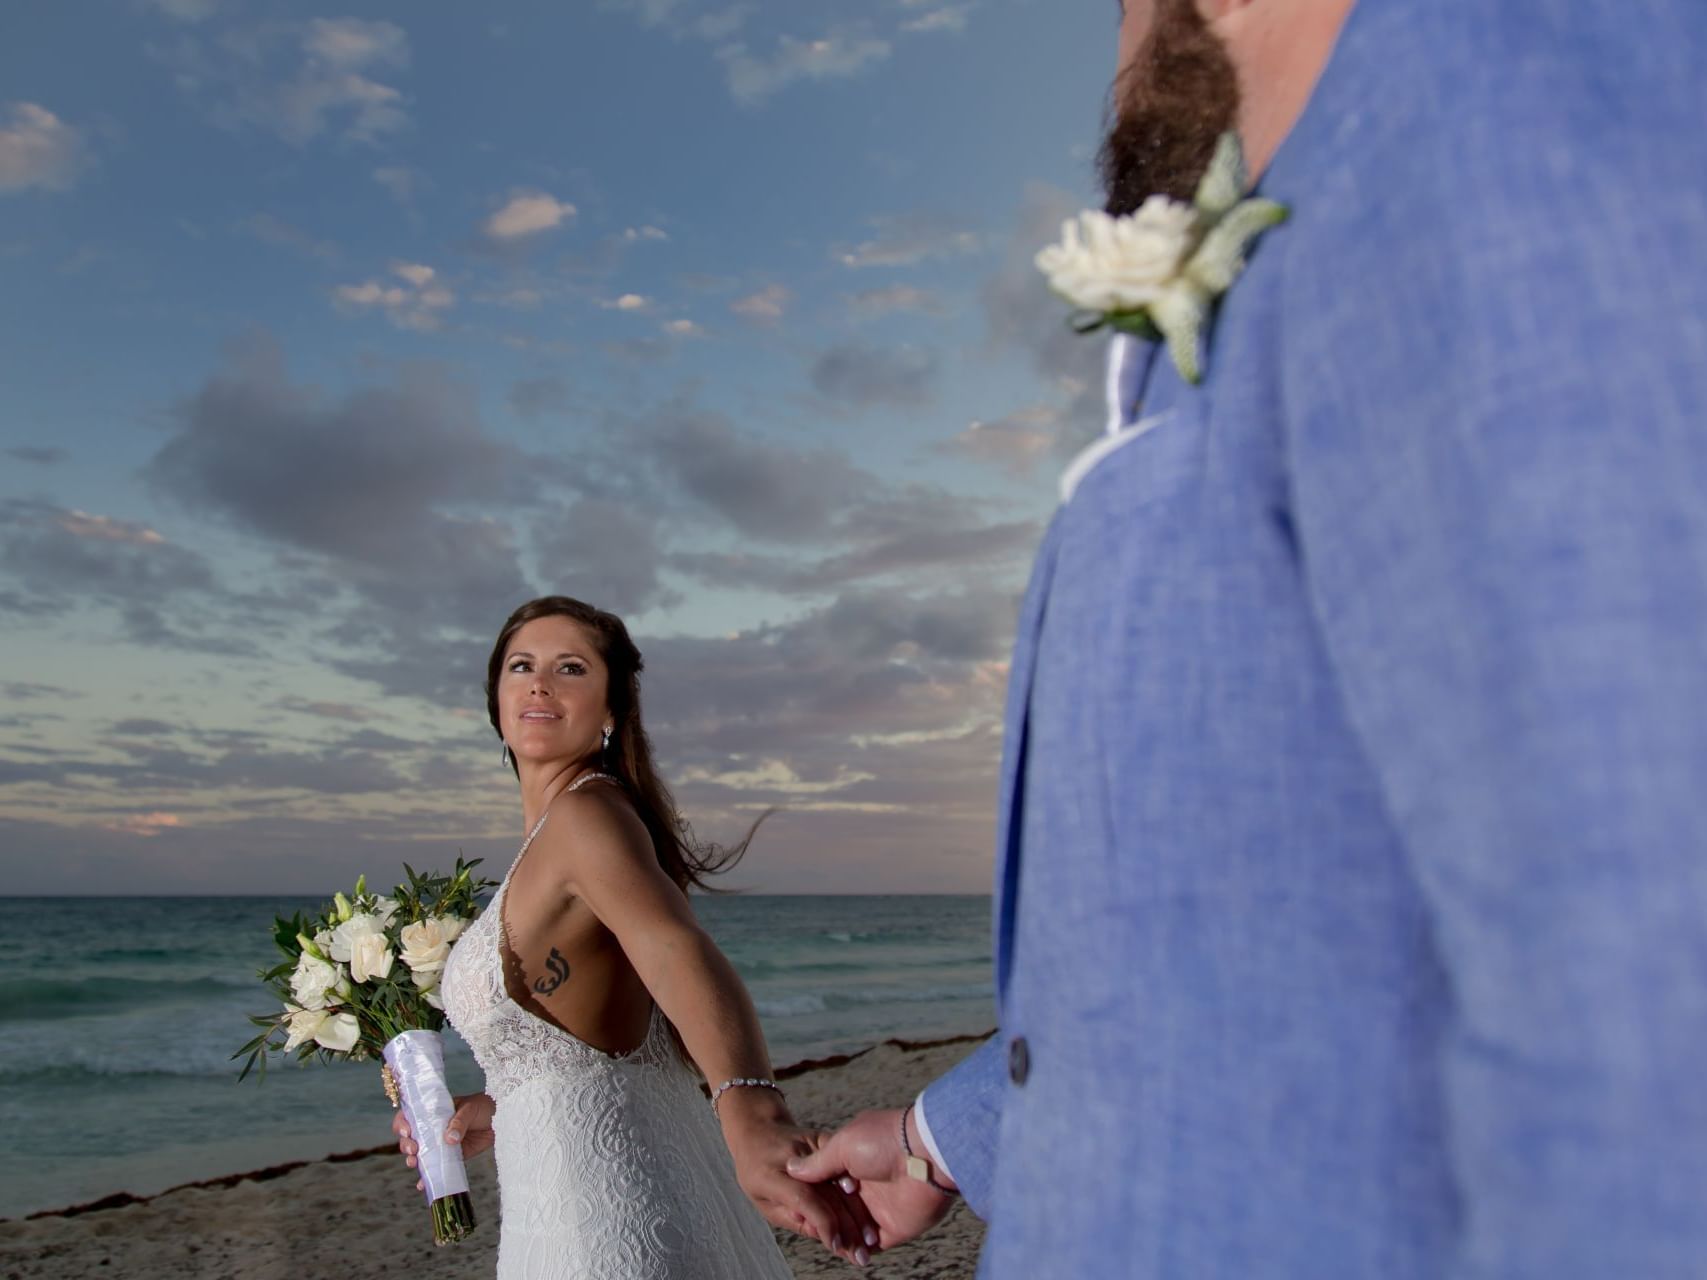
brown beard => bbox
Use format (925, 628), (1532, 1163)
(1097, 0), (1241, 214)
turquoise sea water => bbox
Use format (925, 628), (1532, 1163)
(0, 894), (993, 1220)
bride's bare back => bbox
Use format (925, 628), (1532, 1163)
(497, 787), (656, 1056)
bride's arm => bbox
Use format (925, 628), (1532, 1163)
(534, 789), (877, 1265)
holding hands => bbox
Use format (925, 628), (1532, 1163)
(787, 1105), (959, 1258)
(717, 1083), (882, 1268)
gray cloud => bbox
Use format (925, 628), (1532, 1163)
(111, 718), (178, 736)
(118, 600), (247, 654)
(672, 513), (1038, 596)
(601, 337), (674, 365)
(2, 682), (70, 701)
(531, 498), (680, 617)
(143, 0), (222, 20)
(631, 586), (1019, 829)
(596, 0), (689, 26)
(141, 340), (540, 699)
(160, 18), (411, 148)
(810, 343), (939, 409)
(718, 28), (892, 105)
(5, 446), (66, 465)
(834, 214), (981, 269)
(508, 376), (573, 421)
(238, 212), (339, 262)
(902, 184), (1110, 482)
(0, 499), (219, 627)
(937, 404), (1080, 476)
(0, 102), (88, 194)
(639, 403), (880, 542)
(979, 183), (1106, 433)
(0, 734), (411, 798)
(148, 341), (527, 575)
(848, 284), (946, 318)
(272, 696), (389, 724)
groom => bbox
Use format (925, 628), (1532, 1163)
(790, 0), (1707, 1275)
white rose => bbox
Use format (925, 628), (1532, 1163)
(314, 1011), (360, 1053)
(328, 913), (384, 963)
(1035, 199), (1200, 313)
(283, 1005), (329, 1051)
(423, 986), (444, 1011)
(399, 919), (452, 974)
(374, 897), (401, 927)
(289, 952), (338, 1011)
(349, 932), (394, 984)
(436, 914), (468, 945)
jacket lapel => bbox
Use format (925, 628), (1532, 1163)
(993, 336), (1160, 1007)
(993, 515), (1063, 1006)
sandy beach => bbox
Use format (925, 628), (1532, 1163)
(2, 1033), (990, 1280)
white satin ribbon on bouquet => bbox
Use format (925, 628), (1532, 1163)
(383, 1030), (471, 1203)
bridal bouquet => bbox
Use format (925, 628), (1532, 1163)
(236, 858), (496, 1245)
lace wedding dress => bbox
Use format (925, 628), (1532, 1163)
(441, 791), (794, 1280)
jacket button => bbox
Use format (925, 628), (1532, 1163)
(1008, 1036), (1030, 1085)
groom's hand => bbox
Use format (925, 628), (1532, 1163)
(786, 1108), (957, 1252)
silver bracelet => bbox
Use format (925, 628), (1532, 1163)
(709, 1076), (783, 1114)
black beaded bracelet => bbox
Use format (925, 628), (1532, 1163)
(899, 1102), (958, 1198)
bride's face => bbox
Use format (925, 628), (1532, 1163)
(497, 615), (613, 770)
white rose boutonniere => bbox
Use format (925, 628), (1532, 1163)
(1036, 132), (1287, 384)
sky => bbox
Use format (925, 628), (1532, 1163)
(0, 0), (1117, 895)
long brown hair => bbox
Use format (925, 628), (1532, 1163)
(485, 595), (758, 893)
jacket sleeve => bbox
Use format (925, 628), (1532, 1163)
(916, 1035), (1006, 1219)
(1282, 5), (1707, 1273)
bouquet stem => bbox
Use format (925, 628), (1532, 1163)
(431, 1190), (477, 1246)
(382, 1030), (477, 1245)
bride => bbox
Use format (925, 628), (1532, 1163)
(392, 595), (875, 1276)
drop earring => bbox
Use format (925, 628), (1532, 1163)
(501, 743), (513, 769)
(601, 726), (612, 760)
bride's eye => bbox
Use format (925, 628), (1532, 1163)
(508, 660), (531, 673)
(559, 661), (586, 676)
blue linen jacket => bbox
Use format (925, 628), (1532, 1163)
(920, 0), (1707, 1275)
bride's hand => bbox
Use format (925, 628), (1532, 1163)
(718, 1090), (880, 1268)
(392, 1091), (496, 1192)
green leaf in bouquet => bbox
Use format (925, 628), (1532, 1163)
(272, 911), (307, 959)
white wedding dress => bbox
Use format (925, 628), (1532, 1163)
(441, 817), (794, 1280)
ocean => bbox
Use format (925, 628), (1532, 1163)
(0, 894), (993, 1221)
